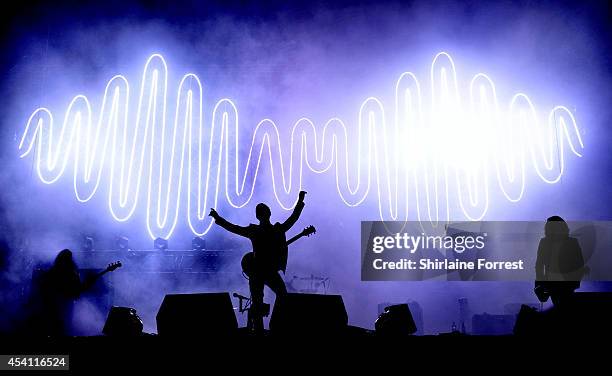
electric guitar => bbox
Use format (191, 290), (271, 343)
(241, 225), (316, 278)
(100, 261), (122, 275)
(83, 261), (122, 291)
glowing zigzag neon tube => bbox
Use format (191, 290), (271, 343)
(18, 52), (584, 239)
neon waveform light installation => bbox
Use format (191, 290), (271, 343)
(18, 52), (584, 239)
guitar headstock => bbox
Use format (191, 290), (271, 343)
(302, 225), (316, 237)
(106, 261), (122, 272)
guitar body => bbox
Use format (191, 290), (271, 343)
(241, 251), (283, 278)
(240, 225), (316, 279)
(241, 252), (255, 278)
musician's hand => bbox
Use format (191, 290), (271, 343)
(209, 208), (220, 220)
(298, 190), (307, 203)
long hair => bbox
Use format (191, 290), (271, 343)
(52, 249), (77, 273)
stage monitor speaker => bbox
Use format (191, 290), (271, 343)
(269, 293), (348, 334)
(515, 292), (612, 335)
(561, 292), (612, 334)
(156, 292), (237, 336)
(566, 292), (612, 334)
(375, 304), (417, 336)
(103, 306), (144, 336)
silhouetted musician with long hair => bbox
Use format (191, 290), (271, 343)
(31, 249), (121, 336)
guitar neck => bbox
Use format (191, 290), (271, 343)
(82, 268), (111, 292)
(286, 233), (305, 246)
(96, 269), (111, 279)
(96, 265), (119, 279)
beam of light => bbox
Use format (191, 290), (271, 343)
(18, 52), (584, 239)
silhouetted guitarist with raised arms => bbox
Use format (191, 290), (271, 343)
(209, 191), (307, 332)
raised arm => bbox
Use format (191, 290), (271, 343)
(280, 191), (307, 232)
(209, 208), (251, 238)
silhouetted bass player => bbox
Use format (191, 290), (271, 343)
(209, 191), (306, 332)
(32, 249), (121, 336)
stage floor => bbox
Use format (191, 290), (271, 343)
(1, 330), (602, 372)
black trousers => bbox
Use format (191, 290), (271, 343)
(248, 270), (287, 332)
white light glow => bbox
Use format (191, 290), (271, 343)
(18, 52), (584, 238)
